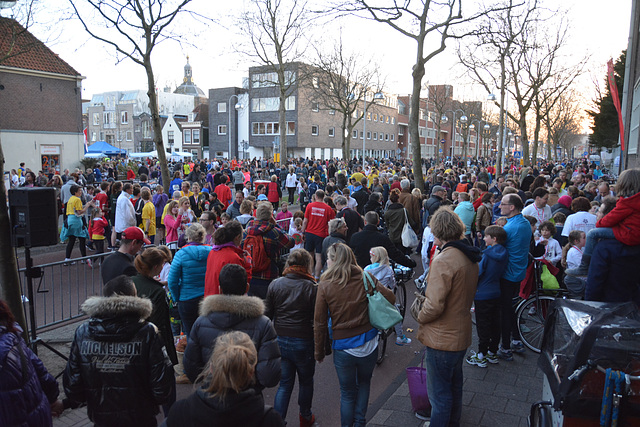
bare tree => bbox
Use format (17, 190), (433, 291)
(458, 0), (538, 173)
(310, 38), (383, 159)
(67, 0), (201, 189)
(341, 0), (498, 190)
(426, 84), (453, 165)
(239, 0), (312, 163)
(543, 90), (582, 161)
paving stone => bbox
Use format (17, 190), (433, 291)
(460, 405), (485, 425)
(504, 398), (534, 417)
(382, 395), (414, 412)
(469, 393), (507, 412)
(461, 366), (488, 380)
(462, 390), (474, 406)
(464, 377), (496, 394)
(484, 368), (518, 385)
(493, 383), (531, 402)
(382, 408), (423, 426)
(479, 410), (522, 426)
(393, 382), (410, 397)
(369, 409), (393, 425)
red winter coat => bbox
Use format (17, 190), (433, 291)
(596, 191), (640, 246)
(204, 244), (252, 296)
(214, 183), (233, 209)
(267, 182), (280, 203)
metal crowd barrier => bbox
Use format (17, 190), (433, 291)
(18, 252), (113, 333)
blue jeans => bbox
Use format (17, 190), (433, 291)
(424, 347), (467, 427)
(584, 227), (614, 257)
(274, 337), (315, 420)
(177, 296), (203, 338)
(333, 348), (377, 427)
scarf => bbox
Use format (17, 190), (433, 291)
(283, 265), (316, 283)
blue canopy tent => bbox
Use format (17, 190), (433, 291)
(86, 141), (126, 155)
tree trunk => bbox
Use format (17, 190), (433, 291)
(0, 135), (28, 341)
(518, 113), (529, 167)
(279, 94), (286, 162)
(278, 68), (287, 162)
(410, 62), (425, 190)
(342, 114), (349, 160)
(532, 115), (542, 163)
(496, 59), (506, 175)
(144, 57), (170, 190)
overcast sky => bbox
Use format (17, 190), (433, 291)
(22, 0), (632, 105)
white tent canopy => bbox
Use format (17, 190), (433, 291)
(128, 151), (154, 158)
(83, 152), (104, 158)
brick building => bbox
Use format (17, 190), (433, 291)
(0, 17), (84, 174)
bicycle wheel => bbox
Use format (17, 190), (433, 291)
(516, 295), (555, 353)
(395, 282), (407, 319)
(376, 330), (388, 365)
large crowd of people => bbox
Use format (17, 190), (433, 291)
(3, 154), (639, 427)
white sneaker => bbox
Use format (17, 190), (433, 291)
(63, 258), (76, 266)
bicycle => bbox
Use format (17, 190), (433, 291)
(376, 262), (413, 365)
(516, 260), (569, 353)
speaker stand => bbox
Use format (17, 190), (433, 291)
(24, 247), (68, 378)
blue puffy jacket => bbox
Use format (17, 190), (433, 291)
(0, 325), (59, 427)
(476, 244), (509, 300)
(168, 243), (213, 302)
(454, 201), (475, 236)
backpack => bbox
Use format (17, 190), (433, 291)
(456, 182), (470, 193)
(243, 234), (270, 273)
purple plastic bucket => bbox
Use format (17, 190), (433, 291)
(406, 366), (431, 412)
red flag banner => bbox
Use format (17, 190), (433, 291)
(607, 59), (625, 151)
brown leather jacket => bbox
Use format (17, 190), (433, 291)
(417, 244), (479, 351)
(399, 189), (421, 232)
(314, 265), (395, 361)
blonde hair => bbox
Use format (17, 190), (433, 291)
(178, 196), (190, 206)
(411, 188), (422, 199)
(321, 243), (360, 285)
(369, 246), (390, 266)
(200, 331), (257, 400)
(185, 223), (206, 243)
(495, 216), (508, 227)
(430, 207), (465, 242)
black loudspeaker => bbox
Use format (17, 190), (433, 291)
(9, 187), (59, 248)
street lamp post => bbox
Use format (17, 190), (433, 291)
(362, 91), (384, 162)
(441, 109), (466, 161)
(482, 124), (491, 158)
(228, 94), (243, 161)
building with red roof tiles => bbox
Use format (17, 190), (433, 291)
(0, 17), (85, 175)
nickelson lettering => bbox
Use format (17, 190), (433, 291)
(80, 341), (142, 356)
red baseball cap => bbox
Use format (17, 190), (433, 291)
(122, 226), (151, 244)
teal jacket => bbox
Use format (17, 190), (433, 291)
(454, 201), (475, 236)
(168, 243), (212, 301)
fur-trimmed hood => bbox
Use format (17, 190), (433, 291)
(199, 295), (264, 318)
(82, 295), (153, 320)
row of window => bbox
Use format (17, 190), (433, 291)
(350, 109), (396, 125)
(251, 71), (296, 88)
(349, 129), (395, 141)
(183, 129), (201, 144)
(90, 131), (132, 142)
(251, 121), (296, 136)
(93, 111), (130, 126)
